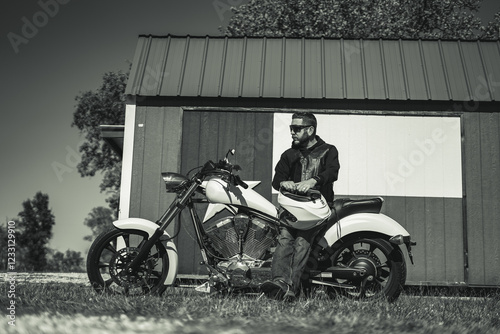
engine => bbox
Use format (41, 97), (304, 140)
(204, 213), (276, 260)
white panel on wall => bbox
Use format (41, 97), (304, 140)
(272, 113), (462, 198)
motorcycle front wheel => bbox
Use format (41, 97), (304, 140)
(327, 236), (406, 302)
(87, 228), (169, 296)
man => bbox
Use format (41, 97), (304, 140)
(261, 112), (340, 300)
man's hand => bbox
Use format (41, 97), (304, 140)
(280, 181), (296, 192)
(295, 179), (317, 194)
(281, 179), (317, 193)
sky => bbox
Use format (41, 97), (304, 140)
(0, 0), (240, 256)
(1, 0), (499, 257)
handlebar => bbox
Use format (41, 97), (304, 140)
(233, 175), (248, 189)
(197, 151), (248, 189)
(199, 160), (233, 175)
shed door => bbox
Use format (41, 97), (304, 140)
(177, 111), (274, 275)
(273, 113), (464, 285)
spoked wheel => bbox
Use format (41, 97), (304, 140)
(87, 228), (169, 296)
(327, 237), (406, 302)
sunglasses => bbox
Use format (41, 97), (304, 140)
(289, 125), (312, 133)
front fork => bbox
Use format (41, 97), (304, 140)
(126, 179), (201, 273)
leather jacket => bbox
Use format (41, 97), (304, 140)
(272, 136), (340, 203)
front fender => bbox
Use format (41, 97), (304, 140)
(321, 213), (410, 247)
(113, 218), (178, 286)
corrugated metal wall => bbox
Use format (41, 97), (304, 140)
(464, 112), (500, 286)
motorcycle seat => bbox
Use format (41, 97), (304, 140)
(330, 197), (383, 221)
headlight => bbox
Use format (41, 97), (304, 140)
(161, 172), (189, 193)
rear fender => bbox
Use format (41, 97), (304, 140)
(113, 218), (178, 285)
(320, 213), (410, 248)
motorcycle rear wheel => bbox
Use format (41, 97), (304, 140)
(326, 236), (406, 302)
(87, 228), (169, 296)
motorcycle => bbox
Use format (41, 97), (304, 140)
(87, 149), (415, 301)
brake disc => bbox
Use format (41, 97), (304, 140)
(109, 247), (154, 288)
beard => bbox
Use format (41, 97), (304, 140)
(292, 133), (312, 148)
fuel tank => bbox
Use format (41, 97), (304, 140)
(205, 178), (278, 218)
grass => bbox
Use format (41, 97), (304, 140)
(1, 282), (500, 334)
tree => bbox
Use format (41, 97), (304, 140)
(16, 192), (55, 271)
(482, 12), (500, 39)
(83, 206), (114, 242)
(0, 221), (8, 270)
(220, 0), (486, 40)
(47, 249), (85, 272)
(72, 71), (128, 216)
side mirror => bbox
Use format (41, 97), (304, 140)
(224, 149), (236, 162)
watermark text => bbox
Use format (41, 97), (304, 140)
(5, 221), (17, 327)
(7, 0), (71, 54)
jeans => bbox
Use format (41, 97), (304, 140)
(271, 226), (320, 294)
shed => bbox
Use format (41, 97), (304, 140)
(119, 35), (500, 287)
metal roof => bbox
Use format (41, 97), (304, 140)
(126, 35), (500, 101)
